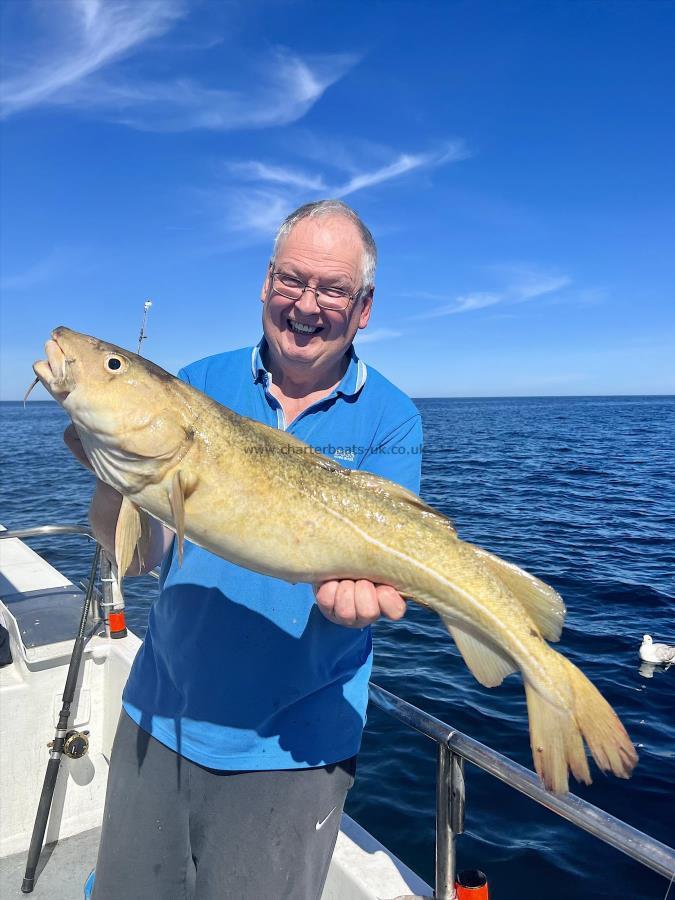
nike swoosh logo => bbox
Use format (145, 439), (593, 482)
(315, 806), (337, 830)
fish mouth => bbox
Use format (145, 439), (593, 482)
(27, 326), (78, 403)
(52, 327), (79, 369)
(51, 325), (74, 354)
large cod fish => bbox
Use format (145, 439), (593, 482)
(32, 327), (637, 794)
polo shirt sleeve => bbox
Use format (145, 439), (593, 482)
(361, 413), (423, 495)
(177, 365), (195, 387)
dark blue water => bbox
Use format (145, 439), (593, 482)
(2, 398), (674, 899)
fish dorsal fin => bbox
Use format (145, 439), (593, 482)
(168, 469), (197, 565)
(345, 469), (456, 534)
(114, 496), (150, 580)
(443, 618), (517, 687)
(472, 547), (566, 642)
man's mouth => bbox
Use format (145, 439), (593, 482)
(287, 318), (323, 336)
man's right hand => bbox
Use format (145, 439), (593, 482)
(64, 423), (94, 472)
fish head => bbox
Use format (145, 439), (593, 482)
(34, 327), (196, 491)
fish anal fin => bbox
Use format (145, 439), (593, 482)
(445, 620), (517, 687)
(168, 469), (197, 566)
(473, 547), (566, 642)
(114, 496), (143, 581)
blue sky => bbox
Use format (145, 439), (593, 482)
(1, 0), (673, 399)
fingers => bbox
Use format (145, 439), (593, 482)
(373, 584), (407, 620)
(314, 580), (339, 620)
(335, 579), (379, 627)
(314, 580), (407, 627)
(64, 423), (93, 471)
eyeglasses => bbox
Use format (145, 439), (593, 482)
(270, 270), (362, 311)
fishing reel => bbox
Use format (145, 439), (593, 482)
(48, 730), (90, 759)
(64, 730), (89, 759)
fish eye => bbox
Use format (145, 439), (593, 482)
(104, 354), (126, 373)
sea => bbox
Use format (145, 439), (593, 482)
(1, 397), (674, 900)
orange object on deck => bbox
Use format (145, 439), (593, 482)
(455, 869), (489, 898)
(108, 610), (127, 639)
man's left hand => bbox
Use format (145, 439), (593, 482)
(314, 580), (407, 628)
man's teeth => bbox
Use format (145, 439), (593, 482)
(289, 320), (321, 335)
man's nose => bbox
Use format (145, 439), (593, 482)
(294, 286), (322, 315)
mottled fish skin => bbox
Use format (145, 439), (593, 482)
(33, 327), (638, 794)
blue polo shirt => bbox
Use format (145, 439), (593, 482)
(123, 340), (422, 770)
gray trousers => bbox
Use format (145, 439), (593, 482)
(92, 712), (356, 900)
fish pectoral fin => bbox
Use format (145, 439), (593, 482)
(446, 621), (517, 687)
(114, 496), (148, 578)
(472, 547), (566, 642)
(168, 469), (197, 566)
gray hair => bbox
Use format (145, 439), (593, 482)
(271, 199), (377, 290)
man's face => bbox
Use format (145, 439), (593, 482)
(260, 216), (373, 378)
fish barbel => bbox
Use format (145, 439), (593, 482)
(32, 327), (638, 794)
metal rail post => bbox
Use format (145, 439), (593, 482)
(99, 553), (114, 638)
(435, 744), (465, 899)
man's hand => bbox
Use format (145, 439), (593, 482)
(314, 580), (407, 628)
(64, 423), (94, 471)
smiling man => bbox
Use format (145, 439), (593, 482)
(82, 200), (423, 899)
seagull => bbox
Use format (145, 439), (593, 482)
(639, 635), (675, 665)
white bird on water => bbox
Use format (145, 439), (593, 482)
(639, 635), (675, 665)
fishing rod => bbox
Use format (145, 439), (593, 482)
(21, 544), (102, 893)
(136, 299), (153, 356)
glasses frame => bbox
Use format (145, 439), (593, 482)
(269, 268), (365, 312)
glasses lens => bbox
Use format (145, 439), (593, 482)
(316, 293), (350, 311)
(273, 273), (353, 310)
(273, 273), (303, 299)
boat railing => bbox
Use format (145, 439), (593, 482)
(2, 525), (674, 899)
(1, 524), (120, 634)
(368, 683), (675, 898)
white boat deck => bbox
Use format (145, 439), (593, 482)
(0, 828), (100, 900)
(0, 815), (432, 900)
(0, 528), (432, 900)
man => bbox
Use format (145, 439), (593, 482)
(55, 200), (422, 898)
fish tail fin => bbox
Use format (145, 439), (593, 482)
(524, 657), (637, 794)
(563, 655), (638, 781)
(524, 682), (591, 794)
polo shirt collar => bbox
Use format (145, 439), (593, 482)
(250, 338), (367, 397)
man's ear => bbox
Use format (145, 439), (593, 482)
(261, 265), (272, 303)
(357, 287), (374, 329)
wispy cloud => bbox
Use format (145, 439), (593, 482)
(412, 267), (572, 318)
(1, 0), (186, 118)
(1, 2), (356, 131)
(226, 161), (328, 192)
(54, 49), (358, 132)
(355, 328), (402, 344)
(0, 247), (84, 291)
(230, 188), (297, 236)
(336, 143), (468, 197)
(222, 140), (469, 235)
